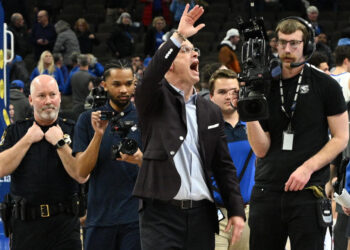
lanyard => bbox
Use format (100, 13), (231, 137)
(279, 68), (304, 131)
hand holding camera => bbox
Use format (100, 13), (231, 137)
(91, 111), (109, 136)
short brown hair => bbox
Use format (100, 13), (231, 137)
(334, 45), (350, 66)
(209, 69), (238, 95)
(275, 19), (309, 45)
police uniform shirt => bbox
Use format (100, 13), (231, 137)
(0, 117), (79, 204)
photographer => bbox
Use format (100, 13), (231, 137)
(73, 61), (142, 250)
(246, 17), (349, 250)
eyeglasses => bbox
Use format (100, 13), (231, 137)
(180, 46), (200, 57)
(277, 39), (303, 49)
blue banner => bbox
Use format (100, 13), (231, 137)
(0, 1), (11, 249)
(0, 0), (9, 137)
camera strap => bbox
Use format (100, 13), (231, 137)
(279, 67), (304, 131)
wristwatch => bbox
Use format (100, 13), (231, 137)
(55, 138), (66, 149)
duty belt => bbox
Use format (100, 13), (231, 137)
(12, 202), (76, 220)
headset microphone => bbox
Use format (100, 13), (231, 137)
(290, 53), (313, 68)
(278, 16), (316, 68)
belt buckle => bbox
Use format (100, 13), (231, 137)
(180, 200), (193, 209)
(40, 204), (50, 217)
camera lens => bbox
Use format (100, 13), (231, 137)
(121, 139), (138, 155)
(237, 96), (269, 122)
(244, 100), (263, 114)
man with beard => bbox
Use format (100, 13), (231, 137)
(73, 61), (142, 250)
(0, 75), (85, 250)
(246, 17), (349, 250)
(209, 69), (256, 250)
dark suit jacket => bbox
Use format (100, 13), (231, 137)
(134, 38), (245, 221)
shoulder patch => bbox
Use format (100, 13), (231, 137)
(61, 118), (75, 126)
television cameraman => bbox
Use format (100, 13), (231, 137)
(73, 61), (142, 250)
(246, 17), (349, 250)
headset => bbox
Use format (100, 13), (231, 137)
(277, 16), (316, 68)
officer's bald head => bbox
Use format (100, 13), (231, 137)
(30, 75), (59, 95)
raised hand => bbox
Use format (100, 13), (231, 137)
(45, 125), (64, 146)
(177, 4), (205, 39)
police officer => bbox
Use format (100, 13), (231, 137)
(0, 75), (86, 250)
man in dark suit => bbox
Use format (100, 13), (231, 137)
(134, 4), (245, 250)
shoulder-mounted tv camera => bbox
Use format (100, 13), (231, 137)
(237, 10), (281, 122)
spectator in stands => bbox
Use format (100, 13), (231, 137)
(71, 54), (94, 121)
(53, 20), (81, 68)
(170, 0), (195, 26)
(64, 52), (82, 95)
(306, 6), (323, 35)
(141, 0), (172, 28)
(330, 45), (350, 103)
(64, 53), (100, 95)
(53, 53), (69, 83)
(8, 13), (31, 58)
(3, 0), (30, 28)
(144, 16), (167, 57)
(309, 51), (330, 75)
(131, 55), (144, 86)
(6, 49), (30, 95)
(315, 31), (335, 69)
(74, 18), (99, 54)
(9, 80), (32, 122)
(87, 54), (104, 77)
(218, 28), (241, 73)
(31, 10), (57, 61)
(107, 12), (135, 59)
(30, 50), (65, 92)
(131, 55), (143, 72)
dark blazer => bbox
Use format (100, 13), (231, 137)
(134, 39), (245, 220)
